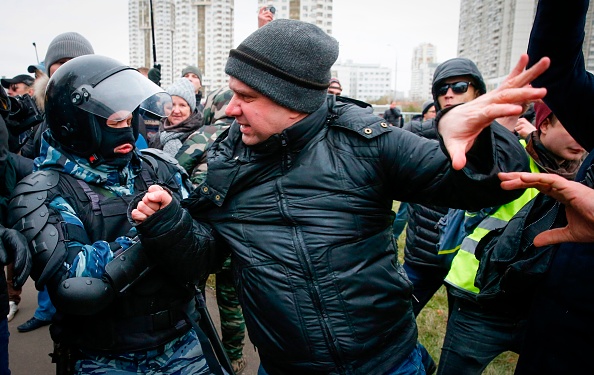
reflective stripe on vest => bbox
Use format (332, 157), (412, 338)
(445, 154), (540, 294)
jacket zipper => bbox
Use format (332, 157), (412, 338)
(274, 164), (349, 373)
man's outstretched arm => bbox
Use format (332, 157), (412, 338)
(500, 172), (594, 245)
(527, 0), (594, 150)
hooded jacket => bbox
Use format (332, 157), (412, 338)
(134, 96), (530, 374)
(402, 58), (487, 271)
(432, 57), (487, 111)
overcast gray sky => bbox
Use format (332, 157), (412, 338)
(0, 0), (461, 94)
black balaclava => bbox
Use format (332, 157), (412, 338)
(95, 115), (136, 168)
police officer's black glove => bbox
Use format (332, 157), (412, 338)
(0, 225), (31, 288)
(148, 64), (161, 87)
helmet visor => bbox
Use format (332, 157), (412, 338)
(73, 68), (172, 121)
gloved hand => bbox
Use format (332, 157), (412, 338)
(148, 64), (161, 87)
(0, 225), (31, 288)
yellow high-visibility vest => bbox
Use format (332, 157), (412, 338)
(445, 152), (540, 294)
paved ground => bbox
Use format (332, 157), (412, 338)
(8, 278), (260, 374)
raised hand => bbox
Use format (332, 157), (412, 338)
(514, 117), (537, 139)
(439, 55), (550, 170)
(131, 185), (173, 223)
(499, 171), (594, 246)
(258, 6), (274, 28)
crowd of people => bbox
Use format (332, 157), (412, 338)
(1, 0), (594, 374)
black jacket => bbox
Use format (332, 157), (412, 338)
(516, 0), (594, 373)
(383, 107), (403, 127)
(401, 119), (449, 270)
(136, 96), (529, 374)
(0, 116), (16, 317)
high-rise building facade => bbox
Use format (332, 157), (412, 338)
(458, 0), (594, 88)
(257, 0), (334, 35)
(583, 4), (594, 71)
(128, 0), (234, 90)
(457, 0), (536, 90)
(409, 43), (438, 101)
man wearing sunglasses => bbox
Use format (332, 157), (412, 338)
(432, 58), (486, 111)
(432, 57), (528, 375)
(399, 57), (487, 315)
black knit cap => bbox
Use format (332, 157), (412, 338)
(225, 19), (339, 114)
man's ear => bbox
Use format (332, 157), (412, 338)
(540, 118), (551, 135)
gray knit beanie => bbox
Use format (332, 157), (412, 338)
(167, 78), (197, 112)
(225, 19), (339, 113)
(181, 65), (202, 82)
(421, 100), (435, 115)
(44, 32), (95, 76)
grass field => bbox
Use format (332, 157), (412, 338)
(394, 202), (519, 374)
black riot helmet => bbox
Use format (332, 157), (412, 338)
(45, 55), (171, 162)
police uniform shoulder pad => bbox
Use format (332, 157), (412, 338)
(11, 170), (60, 197)
(8, 170), (67, 288)
(7, 171), (59, 229)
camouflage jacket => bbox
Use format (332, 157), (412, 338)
(175, 122), (231, 187)
(175, 87), (234, 187)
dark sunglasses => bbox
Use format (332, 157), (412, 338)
(437, 81), (473, 96)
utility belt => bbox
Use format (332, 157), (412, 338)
(52, 299), (196, 374)
(52, 295), (231, 375)
(54, 297), (196, 353)
(112, 299), (195, 336)
(97, 298), (194, 340)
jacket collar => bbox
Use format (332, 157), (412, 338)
(195, 99), (329, 207)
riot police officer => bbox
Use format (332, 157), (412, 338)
(7, 55), (224, 375)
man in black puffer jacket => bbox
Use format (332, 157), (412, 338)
(384, 100), (404, 128)
(130, 19), (549, 375)
(402, 58), (487, 317)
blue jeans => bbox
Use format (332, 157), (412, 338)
(385, 343), (429, 375)
(0, 318), (9, 375)
(34, 287), (55, 322)
(437, 296), (527, 375)
(403, 262), (449, 317)
(393, 202), (409, 239)
(258, 343), (430, 375)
